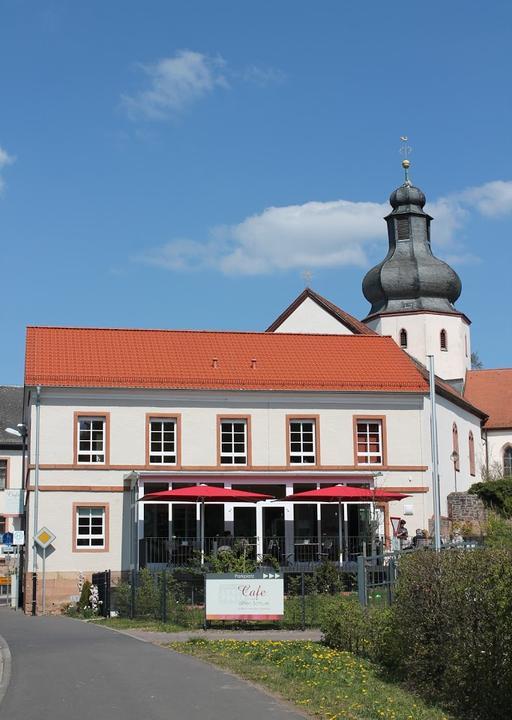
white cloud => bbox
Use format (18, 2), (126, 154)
(122, 50), (286, 120)
(0, 146), (15, 194)
(135, 179), (512, 275)
(456, 180), (512, 217)
(122, 50), (228, 119)
(217, 200), (385, 274)
(240, 65), (287, 87)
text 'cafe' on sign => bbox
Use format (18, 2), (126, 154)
(205, 570), (284, 621)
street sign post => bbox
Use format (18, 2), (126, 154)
(13, 530), (25, 546)
(35, 527), (56, 614)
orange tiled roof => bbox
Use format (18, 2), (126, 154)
(25, 326), (430, 392)
(464, 369), (512, 429)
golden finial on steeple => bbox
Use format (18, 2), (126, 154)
(400, 135), (412, 185)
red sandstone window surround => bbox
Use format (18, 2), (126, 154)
(469, 431), (475, 476)
(73, 503), (109, 552)
(354, 417), (387, 466)
(74, 413), (110, 465)
(452, 423), (460, 470)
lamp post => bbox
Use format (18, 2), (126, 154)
(450, 451), (459, 492)
(5, 423), (28, 609)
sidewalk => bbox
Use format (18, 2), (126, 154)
(107, 626), (323, 645)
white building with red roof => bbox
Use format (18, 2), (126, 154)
(464, 369), (512, 478)
(21, 171), (495, 612)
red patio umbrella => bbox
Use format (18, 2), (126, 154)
(284, 485), (410, 565)
(140, 484), (273, 564)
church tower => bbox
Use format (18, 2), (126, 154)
(362, 156), (471, 386)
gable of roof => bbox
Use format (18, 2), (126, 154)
(266, 288), (377, 335)
(464, 369), (512, 429)
(0, 386), (24, 447)
(406, 359), (488, 421)
(25, 326), (428, 393)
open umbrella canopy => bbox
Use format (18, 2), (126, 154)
(285, 484), (409, 502)
(140, 484), (273, 503)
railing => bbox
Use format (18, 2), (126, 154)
(140, 534), (380, 568)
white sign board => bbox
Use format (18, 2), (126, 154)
(206, 571), (284, 621)
(5, 489), (23, 515)
(13, 531), (25, 546)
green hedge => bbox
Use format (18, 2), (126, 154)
(322, 549), (512, 720)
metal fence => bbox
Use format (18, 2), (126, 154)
(139, 534), (378, 569)
(91, 566), (356, 630)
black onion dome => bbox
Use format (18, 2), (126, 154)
(389, 183), (426, 210)
(362, 181), (462, 317)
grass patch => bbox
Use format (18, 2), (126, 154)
(169, 639), (453, 720)
(91, 617), (188, 633)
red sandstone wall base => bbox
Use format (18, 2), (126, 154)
(23, 571), (125, 615)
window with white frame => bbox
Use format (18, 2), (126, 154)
(149, 418), (177, 464)
(0, 460), (6, 490)
(76, 506), (106, 548)
(220, 419), (248, 465)
(289, 419), (316, 464)
(77, 417), (106, 463)
(356, 420), (383, 465)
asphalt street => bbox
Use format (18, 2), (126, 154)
(0, 609), (305, 720)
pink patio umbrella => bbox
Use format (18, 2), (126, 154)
(140, 484), (273, 564)
(284, 485), (410, 565)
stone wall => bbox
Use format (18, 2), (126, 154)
(23, 570), (124, 615)
(447, 492), (487, 535)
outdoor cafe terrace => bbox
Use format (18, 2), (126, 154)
(137, 479), (402, 569)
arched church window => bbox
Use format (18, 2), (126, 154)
(399, 329), (408, 348)
(440, 329), (448, 351)
(469, 431), (475, 476)
(452, 423), (460, 470)
(464, 334), (468, 357)
(504, 447), (512, 477)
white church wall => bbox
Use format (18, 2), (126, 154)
(366, 312), (471, 381)
(431, 395), (484, 517)
(485, 428), (512, 476)
(272, 297), (354, 334)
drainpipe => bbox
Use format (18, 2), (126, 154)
(484, 428), (489, 477)
(31, 385), (41, 615)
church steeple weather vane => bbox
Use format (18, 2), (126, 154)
(399, 136), (412, 185)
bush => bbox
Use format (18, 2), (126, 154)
(470, 476), (512, 517)
(320, 595), (391, 661)
(484, 511), (512, 549)
(313, 561), (343, 594)
(384, 548), (512, 720)
(78, 579), (92, 614)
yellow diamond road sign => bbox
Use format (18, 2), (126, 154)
(35, 527), (56, 549)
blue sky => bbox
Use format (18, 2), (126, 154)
(1, 1), (511, 384)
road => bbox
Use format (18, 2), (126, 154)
(0, 609), (305, 720)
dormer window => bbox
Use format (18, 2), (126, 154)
(440, 329), (448, 351)
(399, 329), (408, 349)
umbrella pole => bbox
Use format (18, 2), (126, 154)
(200, 499), (205, 565)
(338, 500), (343, 568)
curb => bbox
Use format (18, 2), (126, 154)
(0, 633), (12, 707)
